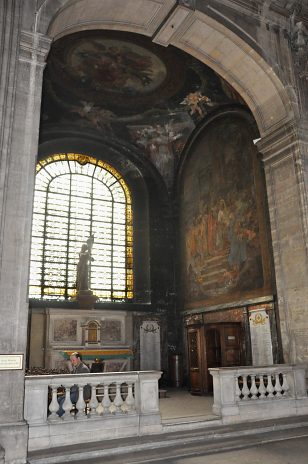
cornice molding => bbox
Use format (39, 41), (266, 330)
(206, 0), (260, 15)
(19, 31), (51, 66)
(196, 0), (308, 23)
(269, 1), (308, 23)
(257, 119), (307, 164)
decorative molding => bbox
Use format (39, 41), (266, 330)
(273, 1), (308, 80)
(207, 0), (260, 15)
(257, 120), (301, 164)
(270, 1), (299, 16)
(19, 31), (52, 65)
(183, 295), (274, 316)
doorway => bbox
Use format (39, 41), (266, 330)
(187, 322), (243, 395)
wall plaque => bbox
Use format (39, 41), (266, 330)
(249, 309), (273, 366)
(140, 321), (161, 370)
(0, 354), (23, 370)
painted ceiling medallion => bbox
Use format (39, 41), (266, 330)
(48, 31), (184, 110)
(67, 38), (168, 95)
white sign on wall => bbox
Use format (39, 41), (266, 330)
(0, 354), (23, 370)
(249, 309), (273, 366)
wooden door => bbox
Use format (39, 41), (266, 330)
(205, 323), (242, 392)
(187, 326), (205, 395)
(187, 322), (243, 395)
(204, 327), (221, 392)
(220, 324), (242, 366)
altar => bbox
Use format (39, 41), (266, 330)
(29, 308), (134, 371)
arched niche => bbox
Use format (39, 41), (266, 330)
(37, 132), (170, 307)
(176, 107), (274, 310)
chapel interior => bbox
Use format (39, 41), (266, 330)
(26, 27), (279, 392)
(1, 1), (308, 463)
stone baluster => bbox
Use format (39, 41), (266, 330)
(49, 386), (60, 420)
(96, 383), (104, 415)
(113, 382), (124, 414)
(75, 385), (86, 417)
(241, 375), (250, 400)
(275, 373), (283, 397)
(281, 373), (290, 396)
(258, 375), (267, 399)
(62, 385), (73, 419)
(89, 384), (99, 416)
(102, 383), (112, 414)
(125, 382), (135, 413)
(266, 375), (275, 398)
(235, 376), (241, 400)
(250, 375), (258, 399)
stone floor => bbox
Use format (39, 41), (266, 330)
(159, 388), (215, 422)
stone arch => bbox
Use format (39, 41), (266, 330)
(34, 0), (177, 37)
(32, 0), (295, 137)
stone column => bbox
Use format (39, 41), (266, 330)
(259, 120), (308, 364)
(0, 1), (51, 461)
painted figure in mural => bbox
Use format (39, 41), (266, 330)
(76, 235), (94, 292)
(216, 199), (230, 252)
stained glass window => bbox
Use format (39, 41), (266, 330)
(29, 153), (133, 301)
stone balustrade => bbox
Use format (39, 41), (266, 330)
(24, 370), (162, 451)
(209, 364), (308, 424)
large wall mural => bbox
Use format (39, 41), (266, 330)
(180, 117), (272, 309)
(41, 30), (245, 189)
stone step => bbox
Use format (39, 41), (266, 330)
(66, 424), (308, 464)
(27, 414), (308, 464)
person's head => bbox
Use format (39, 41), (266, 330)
(70, 352), (82, 366)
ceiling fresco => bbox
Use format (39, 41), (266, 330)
(41, 30), (246, 188)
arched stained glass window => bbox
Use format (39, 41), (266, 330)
(29, 153), (133, 301)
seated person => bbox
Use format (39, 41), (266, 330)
(58, 352), (91, 417)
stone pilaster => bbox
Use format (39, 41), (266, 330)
(0, 1), (51, 461)
(259, 120), (308, 364)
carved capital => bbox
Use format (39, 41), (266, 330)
(19, 31), (52, 67)
(257, 120), (302, 164)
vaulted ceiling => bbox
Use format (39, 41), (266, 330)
(40, 29), (246, 187)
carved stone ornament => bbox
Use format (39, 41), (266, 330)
(291, 21), (308, 78)
(288, 3), (308, 79)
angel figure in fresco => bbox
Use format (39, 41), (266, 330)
(181, 91), (214, 117)
(70, 101), (116, 130)
(128, 122), (182, 184)
(76, 235), (94, 292)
